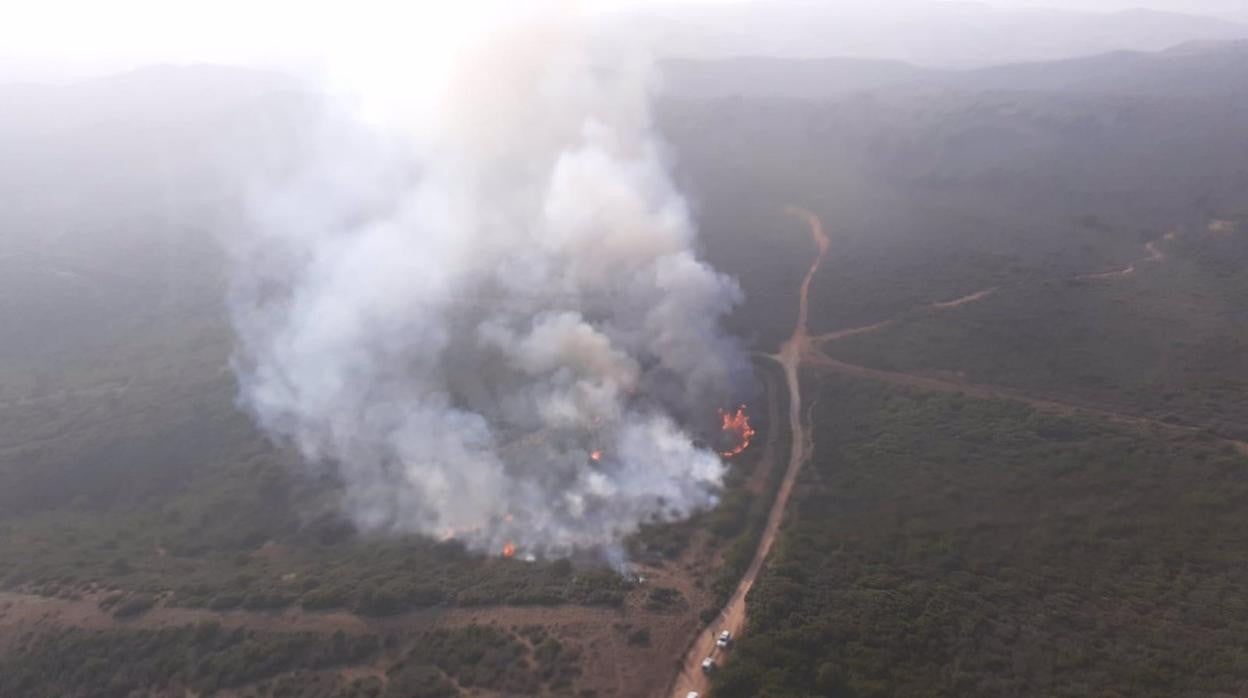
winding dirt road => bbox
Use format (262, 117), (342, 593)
(813, 289), (997, 344)
(931, 287), (997, 309)
(667, 214), (1244, 697)
(1078, 230), (1174, 280)
(668, 207), (827, 698)
(805, 228), (1248, 452)
(803, 350), (1239, 443)
(7, 212), (1236, 697)
(814, 229), (1175, 350)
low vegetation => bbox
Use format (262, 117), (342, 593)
(714, 374), (1248, 697)
(0, 624), (381, 698)
(0, 620), (585, 698)
(826, 219), (1248, 440)
(0, 456), (632, 614)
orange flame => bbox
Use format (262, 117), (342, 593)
(502, 541), (516, 558)
(718, 405), (756, 458)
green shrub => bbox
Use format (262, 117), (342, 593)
(111, 594), (155, 618)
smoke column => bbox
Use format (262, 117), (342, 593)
(229, 3), (750, 556)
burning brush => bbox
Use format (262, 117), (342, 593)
(718, 405), (756, 458)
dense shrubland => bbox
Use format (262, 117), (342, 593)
(0, 621), (583, 698)
(714, 375), (1248, 697)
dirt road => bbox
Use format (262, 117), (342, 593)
(1079, 231), (1174, 280)
(931, 287), (997, 309)
(804, 228), (1248, 452)
(666, 214), (1239, 697)
(812, 230), (1175, 349)
(812, 286), (996, 344)
(668, 207), (827, 697)
(804, 351), (1219, 437)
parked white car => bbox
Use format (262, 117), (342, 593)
(701, 657), (716, 673)
(686, 692), (701, 698)
(716, 630), (733, 648)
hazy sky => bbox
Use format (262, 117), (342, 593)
(4, 0), (1245, 81)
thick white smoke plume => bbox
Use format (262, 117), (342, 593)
(230, 4), (750, 557)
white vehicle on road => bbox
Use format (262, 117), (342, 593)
(701, 657), (716, 673)
(686, 692), (701, 698)
(716, 630), (733, 648)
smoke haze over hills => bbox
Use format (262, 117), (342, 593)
(227, 6), (750, 557)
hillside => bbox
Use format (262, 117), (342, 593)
(632, 1), (1248, 67)
(661, 37), (1248, 698)
(4, 37), (1248, 695)
(662, 38), (1248, 99)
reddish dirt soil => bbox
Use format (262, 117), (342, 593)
(668, 206), (826, 698)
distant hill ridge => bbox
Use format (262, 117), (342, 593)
(662, 39), (1248, 100)
(633, 1), (1248, 68)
